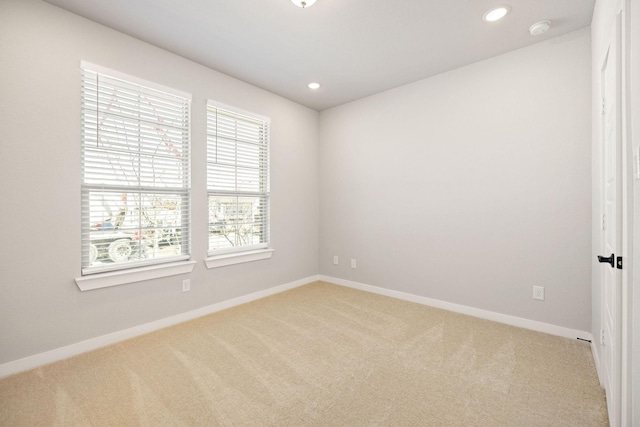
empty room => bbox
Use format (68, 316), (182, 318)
(0, 0), (638, 425)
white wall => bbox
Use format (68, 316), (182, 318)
(0, 0), (596, 370)
(319, 29), (592, 332)
(0, 0), (319, 365)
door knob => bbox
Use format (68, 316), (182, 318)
(597, 254), (615, 268)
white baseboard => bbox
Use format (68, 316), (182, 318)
(591, 341), (604, 387)
(320, 275), (593, 342)
(0, 275), (319, 379)
(1, 274), (593, 379)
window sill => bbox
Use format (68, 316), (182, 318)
(75, 260), (197, 291)
(205, 248), (274, 269)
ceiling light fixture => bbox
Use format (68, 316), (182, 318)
(483, 6), (510, 22)
(529, 20), (551, 36)
(291, 0), (317, 8)
(308, 82), (321, 90)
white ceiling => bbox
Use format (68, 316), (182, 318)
(44, 0), (595, 111)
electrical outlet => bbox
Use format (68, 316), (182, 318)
(333, 255), (339, 265)
(182, 279), (190, 293)
(533, 285), (544, 301)
(351, 258), (357, 269)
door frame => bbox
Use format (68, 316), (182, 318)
(599, 0), (636, 425)
(599, 16), (623, 425)
(621, 0), (638, 423)
(593, 0), (637, 424)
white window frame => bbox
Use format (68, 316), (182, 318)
(77, 62), (194, 289)
(205, 101), (272, 268)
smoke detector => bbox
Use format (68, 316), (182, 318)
(291, 0), (317, 8)
(529, 21), (551, 36)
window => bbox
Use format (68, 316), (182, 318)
(81, 63), (191, 275)
(207, 103), (270, 258)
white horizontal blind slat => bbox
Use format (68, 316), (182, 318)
(81, 67), (191, 274)
(206, 104), (269, 255)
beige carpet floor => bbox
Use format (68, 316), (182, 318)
(0, 281), (608, 426)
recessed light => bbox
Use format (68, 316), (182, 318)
(308, 82), (321, 90)
(291, 0), (317, 8)
(483, 6), (510, 22)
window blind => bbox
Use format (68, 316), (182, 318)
(81, 65), (191, 274)
(207, 104), (270, 255)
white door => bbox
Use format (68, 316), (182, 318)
(599, 20), (622, 427)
